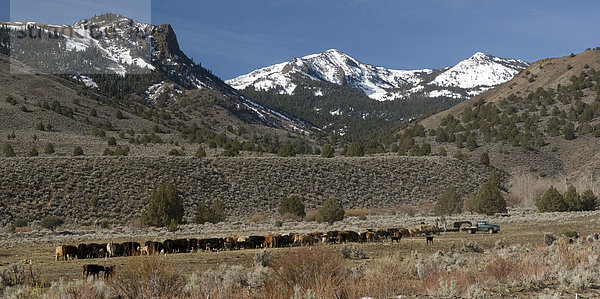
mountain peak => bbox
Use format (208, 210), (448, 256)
(227, 50), (528, 101)
(469, 52), (489, 60)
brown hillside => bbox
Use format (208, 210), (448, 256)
(421, 49), (600, 129)
(0, 54), (303, 157)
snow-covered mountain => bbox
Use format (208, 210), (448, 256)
(227, 49), (529, 101)
(0, 14), (309, 131)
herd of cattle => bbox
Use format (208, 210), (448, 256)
(55, 224), (439, 261)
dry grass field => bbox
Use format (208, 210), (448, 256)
(2, 210), (600, 298)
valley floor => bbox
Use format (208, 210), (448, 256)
(1, 210), (600, 297)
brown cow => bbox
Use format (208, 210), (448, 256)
(224, 236), (238, 250)
(398, 228), (410, 237)
(55, 246), (65, 261)
(138, 246), (150, 255)
(337, 231), (351, 243)
(263, 235), (277, 248)
(56, 245), (78, 261)
(365, 232), (377, 242)
(294, 234), (314, 246)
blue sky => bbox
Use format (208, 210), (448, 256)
(2, 0), (599, 80)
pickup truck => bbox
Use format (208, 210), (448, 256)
(462, 221), (500, 234)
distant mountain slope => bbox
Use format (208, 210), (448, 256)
(410, 48), (600, 188)
(227, 49), (528, 101)
(0, 14), (308, 132)
(226, 49), (527, 137)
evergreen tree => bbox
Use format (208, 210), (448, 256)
(479, 152), (490, 166)
(466, 133), (478, 151)
(316, 198), (345, 224)
(434, 186), (462, 215)
(535, 186), (567, 212)
(278, 195), (306, 217)
(142, 183), (184, 227)
(321, 144), (335, 158)
(345, 142), (364, 157)
(564, 185), (582, 211)
(563, 121), (576, 140)
(474, 179), (507, 215)
(580, 189), (598, 211)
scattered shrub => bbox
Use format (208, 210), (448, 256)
(341, 245), (367, 259)
(278, 195), (306, 218)
(39, 216), (64, 231)
(274, 220), (283, 227)
(250, 213), (268, 223)
(460, 241), (484, 253)
(561, 230), (579, 238)
(262, 247), (350, 298)
(100, 221), (110, 229)
(90, 196), (99, 207)
(3, 144), (15, 157)
(479, 152), (490, 166)
(254, 250), (272, 267)
(544, 233), (556, 245)
(194, 146), (206, 158)
(27, 147), (38, 157)
(194, 200), (227, 224)
(5, 96), (17, 105)
(107, 137), (117, 146)
(13, 218), (28, 228)
(72, 146), (84, 156)
(43, 142), (55, 154)
(108, 257), (185, 298)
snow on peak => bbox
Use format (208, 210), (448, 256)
(430, 52), (529, 89)
(227, 49), (431, 101)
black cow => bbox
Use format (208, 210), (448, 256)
(247, 236), (266, 249)
(187, 238), (198, 252)
(83, 264), (107, 279)
(77, 244), (88, 259)
(163, 239), (174, 254)
(173, 239), (188, 253)
(275, 235), (292, 247)
(145, 241), (164, 255)
(120, 242), (141, 256)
